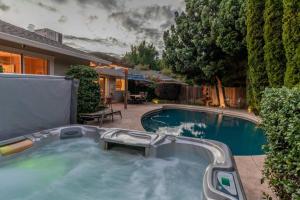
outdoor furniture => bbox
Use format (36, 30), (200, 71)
(80, 109), (122, 126)
(139, 92), (147, 102)
(80, 98), (122, 126)
(129, 94), (144, 104)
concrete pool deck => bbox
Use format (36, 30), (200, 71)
(89, 103), (276, 200)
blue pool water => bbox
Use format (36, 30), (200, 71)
(142, 109), (266, 155)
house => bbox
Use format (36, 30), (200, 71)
(0, 20), (110, 75)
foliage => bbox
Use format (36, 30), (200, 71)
(154, 82), (182, 100)
(161, 67), (173, 77)
(263, 0), (286, 87)
(214, 0), (247, 56)
(163, 0), (247, 86)
(135, 64), (150, 71)
(246, 0), (269, 111)
(283, 0), (300, 87)
(0, 65), (3, 73)
(66, 66), (100, 115)
(260, 87), (300, 200)
(123, 41), (159, 70)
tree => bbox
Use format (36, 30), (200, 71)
(123, 41), (159, 70)
(283, 0), (300, 87)
(263, 0), (286, 87)
(0, 65), (3, 73)
(163, 0), (247, 107)
(66, 66), (100, 117)
(214, 0), (247, 56)
(246, 0), (269, 111)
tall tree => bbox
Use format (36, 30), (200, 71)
(263, 0), (286, 87)
(213, 0), (248, 87)
(123, 41), (159, 70)
(283, 0), (300, 87)
(214, 0), (247, 56)
(246, 0), (269, 111)
(163, 0), (247, 107)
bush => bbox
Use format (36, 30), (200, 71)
(260, 87), (300, 199)
(246, 0), (269, 111)
(66, 65), (100, 115)
(154, 82), (181, 100)
(0, 65), (3, 73)
(282, 0), (300, 87)
(263, 0), (286, 87)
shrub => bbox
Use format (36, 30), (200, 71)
(0, 65), (3, 73)
(260, 87), (300, 199)
(154, 82), (181, 100)
(263, 0), (286, 87)
(246, 0), (269, 111)
(283, 0), (300, 88)
(66, 65), (100, 115)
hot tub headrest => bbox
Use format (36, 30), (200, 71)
(0, 139), (33, 156)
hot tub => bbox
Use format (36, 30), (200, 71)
(0, 126), (245, 200)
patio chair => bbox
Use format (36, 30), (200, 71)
(79, 97), (122, 126)
(127, 91), (134, 104)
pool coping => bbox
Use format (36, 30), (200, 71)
(141, 104), (261, 125)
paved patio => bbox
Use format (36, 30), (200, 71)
(89, 103), (276, 200)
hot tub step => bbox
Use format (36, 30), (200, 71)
(100, 129), (163, 156)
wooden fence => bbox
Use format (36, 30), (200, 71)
(178, 85), (246, 108)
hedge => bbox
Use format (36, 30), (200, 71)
(66, 65), (100, 116)
(263, 0), (286, 87)
(260, 87), (300, 199)
(246, 0), (269, 111)
(283, 0), (300, 87)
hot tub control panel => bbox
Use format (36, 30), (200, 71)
(217, 171), (238, 198)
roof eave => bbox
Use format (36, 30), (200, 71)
(0, 32), (111, 65)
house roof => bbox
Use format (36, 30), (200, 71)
(0, 20), (111, 65)
(95, 67), (125, 78)
(95, 66), (184, 84)
(91, 52), (134, 68)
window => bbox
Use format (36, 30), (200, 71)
(116, 79), (125, 91)
(0, 51), (21, 73)
(24, 56), (48, 75)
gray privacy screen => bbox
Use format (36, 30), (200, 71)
(0, 74), (78, 141)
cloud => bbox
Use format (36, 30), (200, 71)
(109, 5), (177, 42)
(50, 0), (68, 4)
(87, 15), (98, 23)
(58, 15), (67, 23)
(0, 1), (10, 11)
(76, 0), (122, 11)
(37, 2), (58, 12)
(64, 35), (129, 48)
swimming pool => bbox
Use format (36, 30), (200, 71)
(0, 126), (246, 200)
(142, 107), (266, 155)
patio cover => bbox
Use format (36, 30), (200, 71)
(0, 74), (78, 141)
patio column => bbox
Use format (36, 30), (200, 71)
(124, 68), (128, 109)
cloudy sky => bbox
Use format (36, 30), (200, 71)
(0, 0), (185, 56)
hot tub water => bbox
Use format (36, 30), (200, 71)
(0, 138), (209, 200)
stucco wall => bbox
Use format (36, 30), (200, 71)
(54, 58), (89, 76)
